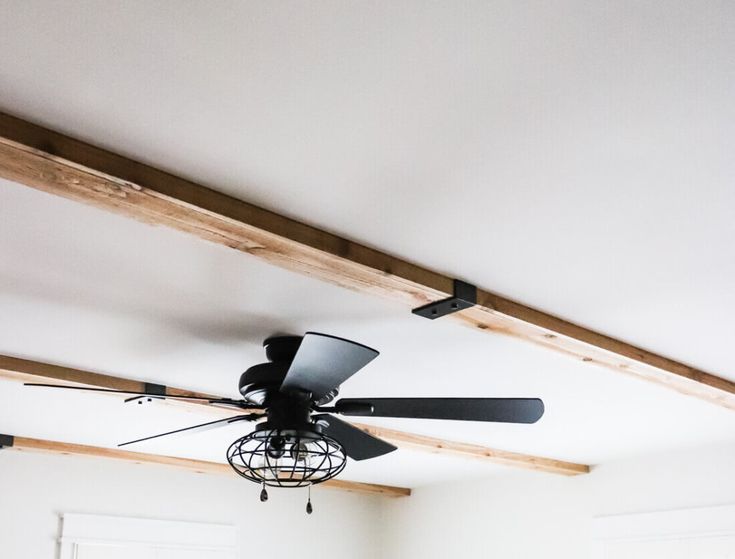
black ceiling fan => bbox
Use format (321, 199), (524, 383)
(27, 332), (544, 503)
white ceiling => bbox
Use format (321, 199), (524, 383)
(0, 1), (734, 487)
(2, 181), (734, 486)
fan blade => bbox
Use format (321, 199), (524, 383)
(280, 332), (379, 400)
(335, 398), (545, 424)
(118, 414), (259, 447)
(313, 414), (397, 461)
(24, 383), (253, 408)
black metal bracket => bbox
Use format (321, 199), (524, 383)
(0, 434), (14, 449)
(412, 279), (477, 319)
(143, 383), (167, 396)
(125, 382), (167, 405)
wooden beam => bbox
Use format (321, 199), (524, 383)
(0, 112), (731, 410)
(7, 436), (410, 498)
(0, 354), (221, 400)
(0, 354), (591, 476)
(353, 424), (589, 476)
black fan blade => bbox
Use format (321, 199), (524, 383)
(24, 383), (254, 408)
(313, 414), (397, 461)
(118, 414), (260, 447)
(280, 332), (379, 400)
(335, 398), (544, 424)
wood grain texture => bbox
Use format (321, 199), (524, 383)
(0, 354), (221, 401)
(352, 423), (589, 476)
(0, 354), (590, 476)
(0, 111), (732, 410)
(9, 436), (410, 497)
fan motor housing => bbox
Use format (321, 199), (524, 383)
(239, 335), (301, 404)
(256, 391), (314, 432)
(263, 335), (302, 362)
(239, 335), (339, 405)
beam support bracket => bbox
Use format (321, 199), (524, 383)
(412, 279), (477, 319)
(143, 383), (167, 396)
(0, 434), (14, 449)
(124, 382), (167, 405)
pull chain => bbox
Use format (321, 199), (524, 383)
(259, 481), (268, 502)
(306, 484), (313, 514)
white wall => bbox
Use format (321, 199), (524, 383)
(3, 444), (735, 559)
(380, 443), (735, 559)
(0, 451), (381, 559)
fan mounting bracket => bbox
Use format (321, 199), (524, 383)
(0, 434), (14, 449)
(412, 279), (477, 319)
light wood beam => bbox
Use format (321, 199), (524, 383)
(0, 354), (221, 400)
(0, 354), (591, 476)
(0, 112), (731, 410)
(6, 436), (410, 497)
(353, 424), (589, 476)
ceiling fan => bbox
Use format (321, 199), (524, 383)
(27, 332), (544, 511)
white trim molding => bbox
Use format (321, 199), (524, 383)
(593, 504), (735, 558)
(59, 513), (237, 559)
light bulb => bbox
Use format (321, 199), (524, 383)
(290, 442), (311, 462)
(266, 435), (286, 459)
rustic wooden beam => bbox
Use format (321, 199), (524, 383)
(0, 111), (732, 410)
(0, 354), (591, 476)
(6, 435), (410, 497)
(353, 424), (589, 476)
(0, 354), (221, 400)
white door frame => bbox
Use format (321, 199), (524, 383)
(58, 513), (237, 559)
(593, 503), (735, 558)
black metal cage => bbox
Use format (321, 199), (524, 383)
(227, 428), (347, 487)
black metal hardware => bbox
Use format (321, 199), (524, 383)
(143, 383), (167, 396)
(0, 434), (14, 449)
(125, 382), (167, 404)
(228, 428), (347, 488)
(412, 279), (477, 319)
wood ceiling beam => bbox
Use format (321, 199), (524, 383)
(5, 435), (410, 498)
(353, 424), (589, 476)
(0, 112), (732, 410)
(0, 355), (222, 400)
(0, 354), (590, 476)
